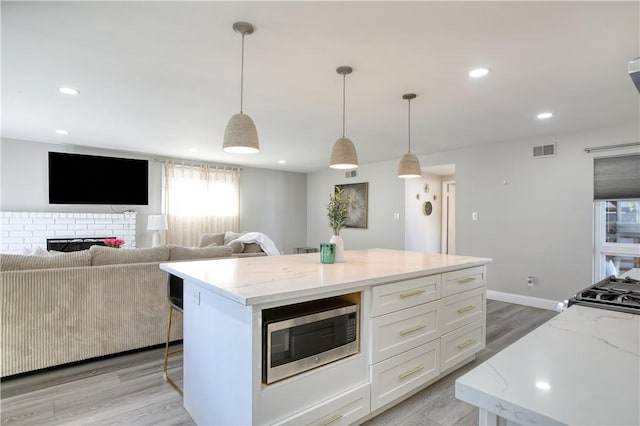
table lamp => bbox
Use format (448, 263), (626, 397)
(147, 214), (168, 247)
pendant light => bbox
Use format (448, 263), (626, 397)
(223, 22), (259, 154)
(330, 66), (359, 169)
(397, 93), (422, 178)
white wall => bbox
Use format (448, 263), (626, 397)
(239, 167), (307, 254)
(0, 138), (307, 252)
(306, 160), (405, 251)
(419, 124), (638, 302)
(405, 173), (442, 253)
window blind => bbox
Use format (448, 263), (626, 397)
(594, 154), (640, 200)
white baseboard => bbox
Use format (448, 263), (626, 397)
(487, 290), (559, 311)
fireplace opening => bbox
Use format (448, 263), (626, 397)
(47, 237), (115, 253)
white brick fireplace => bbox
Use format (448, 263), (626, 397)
(1, 211), (137, 254)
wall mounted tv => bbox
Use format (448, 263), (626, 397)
(48, 152), (149, 205)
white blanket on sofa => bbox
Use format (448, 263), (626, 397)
(232, 232), (280, 256)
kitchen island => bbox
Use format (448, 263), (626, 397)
(455, 305), (640, 426)
(161, 249), (491, 425)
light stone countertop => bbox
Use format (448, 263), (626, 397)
(455, 305), (640, 426)
(160, 248), (491, 306)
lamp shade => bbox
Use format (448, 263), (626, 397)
(397, 152), (422, 178)
(223, 113), (259, 154)
(147, 214), (168, 231)
(330, 137), (359, 169)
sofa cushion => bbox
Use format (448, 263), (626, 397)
(0, 250), (91, 271)
(224, 231), (245, 245)
(228, 240), (245, 254)
(90, 245), (170, 266)
(243, 243), (264, 253)
(198, 233), (225, 248)
(169, 245), (233, 261)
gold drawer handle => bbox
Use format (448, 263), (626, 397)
(457, 305), (475, 314)
(457, 339), (475, 350)
(320, 414), (343, 426)
(457, 277), (476, 284)
(399, 365), (424, 380)
(399, 324), (426, 335)
(400, 289), (425, 299)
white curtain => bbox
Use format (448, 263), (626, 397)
(161, 161), (240, 247)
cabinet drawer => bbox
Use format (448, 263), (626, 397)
(370, 340), (439, 411)
(371, 275), (441, 317)
(371, 300), (440, 364)
(441, 288), (485, 334)
(272, 383), (370, 426)
(440, 320), (485, 372)
(442, 266), (485, 297)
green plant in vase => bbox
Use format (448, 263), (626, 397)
(326, 187), (352, 262)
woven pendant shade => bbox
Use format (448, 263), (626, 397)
(330, 137), (358, 169)
(397, 152), (422, 178)
(223, 22), (259, 154)
(223, 113), (259, 154)
(330, 66), (358, 170)
(397, 93), (422, 178)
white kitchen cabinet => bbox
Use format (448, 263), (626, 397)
(370, 339), (440, 410)
(368, 265), (487, 418)
(272, 383), (370, 426)
(370, 300), (440, 364)
(441, 286), (485, 334)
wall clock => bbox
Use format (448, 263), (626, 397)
(423, 201), (433, 216)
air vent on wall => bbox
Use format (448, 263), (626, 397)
(532, 143), (556, 158)
(345, 170), (358, 178)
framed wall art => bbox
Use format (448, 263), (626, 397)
(335, 182), (368, 229)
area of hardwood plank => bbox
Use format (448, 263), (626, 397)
(0, 301), (557, 425)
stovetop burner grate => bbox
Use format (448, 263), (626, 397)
(569, 276), (640, 314)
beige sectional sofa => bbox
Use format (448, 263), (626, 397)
(0, 244), (240, 377)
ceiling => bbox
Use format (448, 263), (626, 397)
(2, 1), (639, 173)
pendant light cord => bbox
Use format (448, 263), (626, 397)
(240, 33), (245, 113)
(407, 98), (412, 153)
(342, 73), (346, 138)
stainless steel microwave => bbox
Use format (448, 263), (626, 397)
(262, 297), (359, 384)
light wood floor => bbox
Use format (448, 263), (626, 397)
(1, 301), (556, 425)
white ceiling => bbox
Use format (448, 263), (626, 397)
(2, 1), (639, 173)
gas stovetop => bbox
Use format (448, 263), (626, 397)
(569, 276), (640, 314)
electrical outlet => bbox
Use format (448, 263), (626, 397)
(527, 276), (534, 287)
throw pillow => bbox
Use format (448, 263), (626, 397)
(199, 233), (225, 248)
(224, 231), (245, 246)
(90, 245), (170, 266)
(228, 240), (245, 254)
(0, 250), (92, 271)
(168, 245), (233, 261)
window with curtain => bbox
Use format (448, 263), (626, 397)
(161, 161), (240, 247)
(592, 153), (640, 279)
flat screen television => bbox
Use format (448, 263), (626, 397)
(48, 152), (149, 205)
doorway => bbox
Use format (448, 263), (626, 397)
(441, 180), (456, 254)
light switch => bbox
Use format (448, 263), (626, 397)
(192, 289), (200, 306)
(472, 212), (478, 221)
(393, 213), (400, 220)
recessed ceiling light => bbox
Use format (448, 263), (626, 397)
(537, 112), (553, 119)
(55, 129), (69, 135)
(535, 381), (551, 391)
(58, 87), (79, 95)
(278, 160), (286, 164)
(468, 68), (490, 78)
(188, 148), (198, 153)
